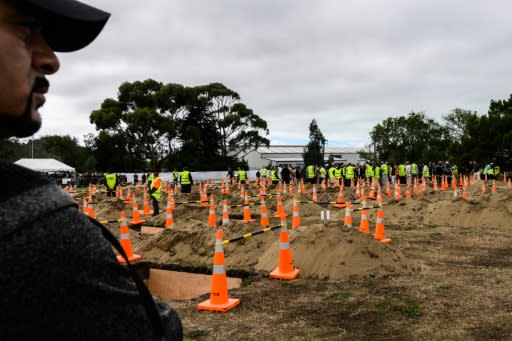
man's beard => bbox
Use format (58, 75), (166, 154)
(0, 96), (41, 138)
(0, 77), (48, 138)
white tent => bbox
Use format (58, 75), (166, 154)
(15, 158), (75, 172)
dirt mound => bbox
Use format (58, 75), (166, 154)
(88, 181), (510, 282)
(382, 183), (512, 229)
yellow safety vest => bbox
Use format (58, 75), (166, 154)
(151, 176), (162, 200)
(345, 166), (355, 179)
(105, 173), (116, 190)
(180, 171), (191, 185)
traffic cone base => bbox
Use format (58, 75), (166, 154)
(117, 253), (142, 263)
(129, 214), (146, 225)
(270, 267), (300, 280)
(197, 298), (240, 313)
(197, 229), (239, 313)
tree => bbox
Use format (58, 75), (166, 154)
(486, 94), (512, 164)
(38, 135), (91, 172)
(171, 89), (224, 170)
(90, 79), (181, 170)
(443, 109), (481, 167)
(197, 83), (270, 158)
(303, 119), (326, 166)
(369, 112), (450, 164)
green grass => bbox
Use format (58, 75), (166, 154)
(372, 298), (422, 320)
(323, 291), (351, 302)
(429, 232), (443, 239)
(184, 329), (208, 340)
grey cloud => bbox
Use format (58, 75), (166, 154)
(41, 0), (512, 148)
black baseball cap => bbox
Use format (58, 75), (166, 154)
(22, 0), (110, 52)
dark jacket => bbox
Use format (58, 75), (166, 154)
(0, 160), (182, 340)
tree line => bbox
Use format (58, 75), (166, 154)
(363, 94), (512, 171)
(1, 82), (511, 172)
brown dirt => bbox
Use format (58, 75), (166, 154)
(86, 181), (512, 340)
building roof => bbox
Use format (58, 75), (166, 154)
(257, 145), (362, 154)
(264, 156), (346, 162)
(15, 158), (75, 172)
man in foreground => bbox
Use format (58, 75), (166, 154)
(0, 0), (182, 339)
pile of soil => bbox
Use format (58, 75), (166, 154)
(83, 181), (512, 282)
(82, 183), (413, 280)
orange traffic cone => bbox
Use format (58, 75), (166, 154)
(222, 199), (230, 226)
(291, 195), (301, 229)
(197, 229), (240, 312)
(260, 198), (270, 227)
(374, 205), (391, 244)
(359, 200), (369, 234)
(129, 194), (145, 225)
(386, 181), (392, 197)
(367, 186), (376, 200)
(165, 198), (174, 228)
(405, 184), (411, 200)
(270, 215), (300, 280)
(394, 182), (401, 201)
(242, 194), (255, 223)
(492, 180), (497, 193)
(208, 195), (217, 228)
(117, 210), (142, 263)
(274, 192), (286, 218)
(413, 180), (419, 195)
(200, 183), (208, 207)
(87, 200), (95, 219)
(333, 185), (345, 208)
(481, 182), (487, 194)
(344, 202), (352, 228)
(376, 186), (384, 205)
(312, 184), (318, 203)
(260, 182), (267, 197)
(123, 187), (132, 204)
(143, 192), (153, 216)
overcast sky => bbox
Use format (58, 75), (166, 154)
(36, 0), (512, 148)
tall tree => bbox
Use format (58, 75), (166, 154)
(369, 112), (450, 163)
(486, 94), (512, 164)
(303, 119), (326, 166)
(90, 79), (181, 169)
(197, 83), (270, 158)
(38, 135), (91, 172)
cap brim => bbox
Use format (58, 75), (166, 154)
(23, 0), (110, 52)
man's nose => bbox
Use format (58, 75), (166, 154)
(32, 32), (60, 75)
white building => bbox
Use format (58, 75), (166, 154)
(241, 145), (366, 170)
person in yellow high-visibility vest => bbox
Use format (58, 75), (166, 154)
(398, 163), (407, 185)
(344, 163), (355, 187)
(149, 171), (162, 216)
(104, 170), (117, 197)
(180, 167), (193, 193)
(306, 164), (316, 184)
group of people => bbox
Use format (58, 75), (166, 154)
(251, 160), (504, 189)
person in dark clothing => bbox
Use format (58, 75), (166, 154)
(281, 164), (291, 184)
(227, 167), (235, 181)
(141, 173), (147, 184)
(0, 1), (182, 340)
